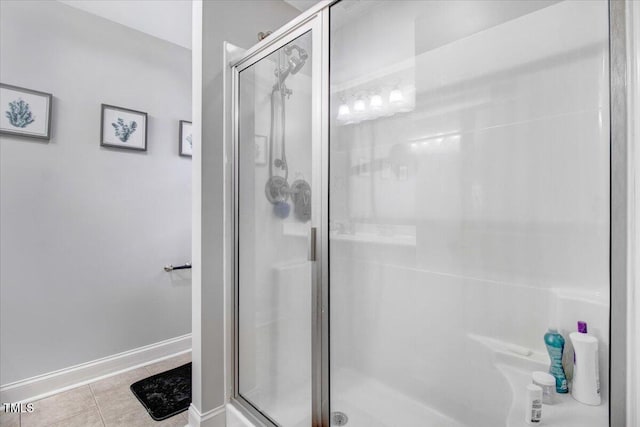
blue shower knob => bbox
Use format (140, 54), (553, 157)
(274, 201), (290, 218)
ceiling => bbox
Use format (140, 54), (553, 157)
(57, 0), (192, 49)
(57, 0), (318, 50)
(283, 0), (320, 12)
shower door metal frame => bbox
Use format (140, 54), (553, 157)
(230, 2), (333, 426)
(608, 1), (630, 425)
(227, 0), (632, 426)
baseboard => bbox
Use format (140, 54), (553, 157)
(0, 333), (191, 404)
(226, 403), (257, 427)
(187, 403), (226, 427)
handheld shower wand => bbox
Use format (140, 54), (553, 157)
(265, 43), (311, 221)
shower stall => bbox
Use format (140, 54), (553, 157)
(229, 0), (628, 426)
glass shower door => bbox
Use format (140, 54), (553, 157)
(328, 1), (610, 426)
(235, 29), (317, 426)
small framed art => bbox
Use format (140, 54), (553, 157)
(101, 104), (147, 151)
(179, 120), (192, 157)
(0, 83), (53, 140)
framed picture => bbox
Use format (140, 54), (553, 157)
(255, 135), (267, 165)
(179, 120), (192, 157)
(100, 104), (147, 151)
(0, 83), (53, 140)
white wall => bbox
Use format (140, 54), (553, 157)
(192, 0), (300, 422)
(0, 1), (192, 386)
(58, 0), (193, 49)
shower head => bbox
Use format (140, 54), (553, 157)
(284, 44), (308, 60)
(288, 55), (305, 75)
(275, 44), (308, 86)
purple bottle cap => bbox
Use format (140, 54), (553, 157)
(577, 321), (588, 333)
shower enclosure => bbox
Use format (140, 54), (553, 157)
(230, 1), (628, 426)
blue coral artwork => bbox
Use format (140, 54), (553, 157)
(0, 83), (52, 140)
(101, 104), (147, 151)
(112, 118), (137, 142)
(6, 99), (35, 128)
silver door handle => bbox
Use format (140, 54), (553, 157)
(309, 227), (317, 261)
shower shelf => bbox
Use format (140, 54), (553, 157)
(282, 222), (308, 237)
(468, 333), (548, 371)
(281, 222), (418, 246)
(329, 231), (416, 247)
(469, 333), (607, 426)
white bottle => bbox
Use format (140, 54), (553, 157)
(525, 384), (543, 424)
(569, 321), (601, 405)
(532, 371), (557, 404)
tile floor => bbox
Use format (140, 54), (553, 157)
(0, 352), (191, 427)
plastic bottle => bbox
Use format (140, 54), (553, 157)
(532, 371), (557, 404)
(570, 321), (601, 405)
(525, 384), (543, 424)
(544, 327), (568, 393)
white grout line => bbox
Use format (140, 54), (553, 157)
(89, 383), (107, 427)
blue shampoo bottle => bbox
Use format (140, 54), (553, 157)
(544, 327), (568, 393)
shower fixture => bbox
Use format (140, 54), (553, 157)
(273, 44), (308, 88)
(264, 43), (311, 222)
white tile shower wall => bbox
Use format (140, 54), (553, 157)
(330, 1), (610, 426)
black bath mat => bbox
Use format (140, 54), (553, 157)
(130, 362), (191, 421)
